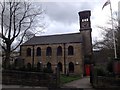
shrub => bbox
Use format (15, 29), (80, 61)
(43, 67), (53, 73)
(94, 66), (106, 76)
(107, 60), (113, 73)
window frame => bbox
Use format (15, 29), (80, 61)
(26, 48), (31, 56)
(68, 46), (74, 55)
(57, 46), (62, 56)
(36, 47), (41, 56)
(46, 47), (52, 56)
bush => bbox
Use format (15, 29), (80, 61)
(94, 66), (106, 76)
(43, 68), (53, 73)
(107, 60), (113, 73)
(97, 68), (106, 76)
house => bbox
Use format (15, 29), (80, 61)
(20, 10), (93, 75)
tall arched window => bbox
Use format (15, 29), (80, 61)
(36, 47), (41, 56)
(46, 47), (52, 56)
(68, 46), (74, 55)
(57, 62), (62, 71)
(26, 48), (31, 56)
(69, 62), (74, 73)
(57, 46), (62, 56)
(47, 62), (52, 69)
(27, 63), (31, 70)
(37, 62), (41, 70)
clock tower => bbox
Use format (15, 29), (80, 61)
(78, 10), (93, 76)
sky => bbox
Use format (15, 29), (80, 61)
(32, 0), (119, 43)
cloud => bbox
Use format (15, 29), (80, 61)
(39, 2), (100, 38)
(41, 21), (79, 36)
(42, 2), (96, 24)
(37, 0), (119, 41)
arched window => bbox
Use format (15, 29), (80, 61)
(69, 62), (74, 73)
(46, 47), (52, 56)
(47, 62), (52, 69)
(57, 62), (62, 71)
(68, 46), (74, 55)
(26, 48), (31, 56)
(37, 62), (41, 70)
(57, 46), (62, 56)
(27, 63), (31, 70)
(14, 59), (18, 67)
(36, 47), (41, 56)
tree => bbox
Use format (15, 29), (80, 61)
(116, 25), (120, 58)
(0, 1), (45, 68)
(93, 13), (120, 59)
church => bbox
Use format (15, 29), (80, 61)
(20, 10), (93, 76)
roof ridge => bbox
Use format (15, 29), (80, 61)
(22, 32), (82, 45)
(35, 32), (80, 37)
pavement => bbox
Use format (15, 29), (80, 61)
(2, 85), (48, 90)
(62, 76), (95, 90)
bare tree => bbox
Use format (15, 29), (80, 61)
(0, 1), (45, 68)
(93, 13), (120, 59)
(116, 25), (120, 58)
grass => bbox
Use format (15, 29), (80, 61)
(60, 74), (81, 85)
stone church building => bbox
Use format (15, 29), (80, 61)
(20, 10), (93, 75)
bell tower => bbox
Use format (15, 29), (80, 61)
(78, 10), (93, 76)
(78, 10), (92, 57)
(79, 10), (91, 30)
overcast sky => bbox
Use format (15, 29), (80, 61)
(35, 0), (119, 42)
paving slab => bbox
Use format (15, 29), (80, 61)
(1, 85), (48, 90)
(62, 76), (95, 89)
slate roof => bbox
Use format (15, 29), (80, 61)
(22, 32), (83, 45)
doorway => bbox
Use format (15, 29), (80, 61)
(85, 64), (90, 76)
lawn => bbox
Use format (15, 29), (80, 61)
(60, 74), (81, 84)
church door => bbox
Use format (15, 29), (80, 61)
(85, 64), (90, 76)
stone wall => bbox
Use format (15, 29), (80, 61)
(20, 43), (83, 75)
(2, 70), (57, 87)
(92, 76), (120, 88)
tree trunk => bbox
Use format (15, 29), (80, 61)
(4, 52), (10, 69)
(4, 44), (11, 69)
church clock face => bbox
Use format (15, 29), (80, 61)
(81, 22), (89, 28)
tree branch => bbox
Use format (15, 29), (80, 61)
(11, 17), (33, 52)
